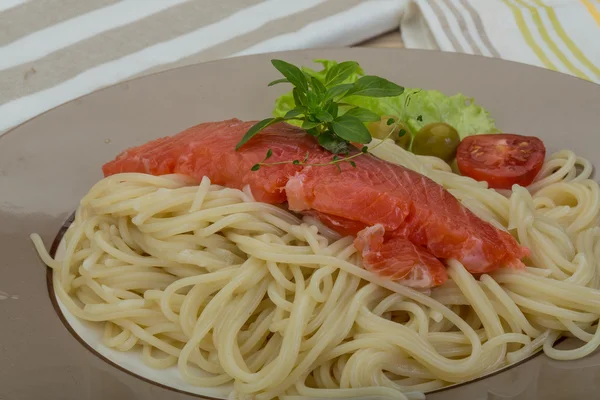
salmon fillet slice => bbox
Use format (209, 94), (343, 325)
(305, 213), (447, 287)
(103, 119), (529, 287)
(354, 225), (448, 288)
(103, 119), (314, 204)
(284, 152), (528, 274)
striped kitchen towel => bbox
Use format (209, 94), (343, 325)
(401, 0), (600, 83)
(0, 0), (406, 134)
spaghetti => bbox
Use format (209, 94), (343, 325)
(32, 140), (600, 399)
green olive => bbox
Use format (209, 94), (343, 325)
(412, 122), (460, 161)
(367, 115), (412, 150)
(367, 115), (397, 140)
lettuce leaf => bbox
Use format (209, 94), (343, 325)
(347, 89), (498, 139)
(273, 59), (497, 139)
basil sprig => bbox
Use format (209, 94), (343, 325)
(236, 59), (404, 153)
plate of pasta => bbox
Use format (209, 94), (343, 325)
(2, 48), (600, 400)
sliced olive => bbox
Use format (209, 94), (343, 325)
(367, 115), (396, 140)
(412, 122), (460, 161)
(367, 115), (412, 150)
(394, 123), (412, 150)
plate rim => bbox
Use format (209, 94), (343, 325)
(1, 47), (598, 145)
(3, 46), (599, 400)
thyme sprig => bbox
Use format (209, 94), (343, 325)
(251, 118), (404, 172)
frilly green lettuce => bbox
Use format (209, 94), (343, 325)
(273, 59), (497, 139)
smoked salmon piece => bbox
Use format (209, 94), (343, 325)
(103, 119), (529, 288)
(354, 225), (448, 288)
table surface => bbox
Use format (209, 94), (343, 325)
(360, 30), (403, 48)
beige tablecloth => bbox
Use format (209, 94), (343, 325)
(0, 0), (406, 134)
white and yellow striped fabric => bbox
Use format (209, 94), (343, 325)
(401, 0), (600, 83)
(0, 0), (406, 134)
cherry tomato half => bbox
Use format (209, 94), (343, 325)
(456, 134), (546, 190)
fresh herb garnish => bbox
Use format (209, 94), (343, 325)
(236, 59), (404, 168)
(251, 120), (399, 171)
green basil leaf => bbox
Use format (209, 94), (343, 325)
(323, 83), (354, 103)
(324, 61), (360, 86)
(267, 78), (289, 86)
(310, 77), (326, 97)
(236, 117), (283, 150)
(306, 127), (319, 136)
(293, 88), (307, 106)
(345, 75), (404, 98)
(315, 110), (333, 122)
(306, 91), (319, 108)
(271, 59), (308, 93)
(326, 102), (339, 119)
(343, 107), (380, 122)
(331, 115), (372, 144)
(284, 107), (306, 119)
(302, 120), (321, 130)
(317, 132), (351, 154)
